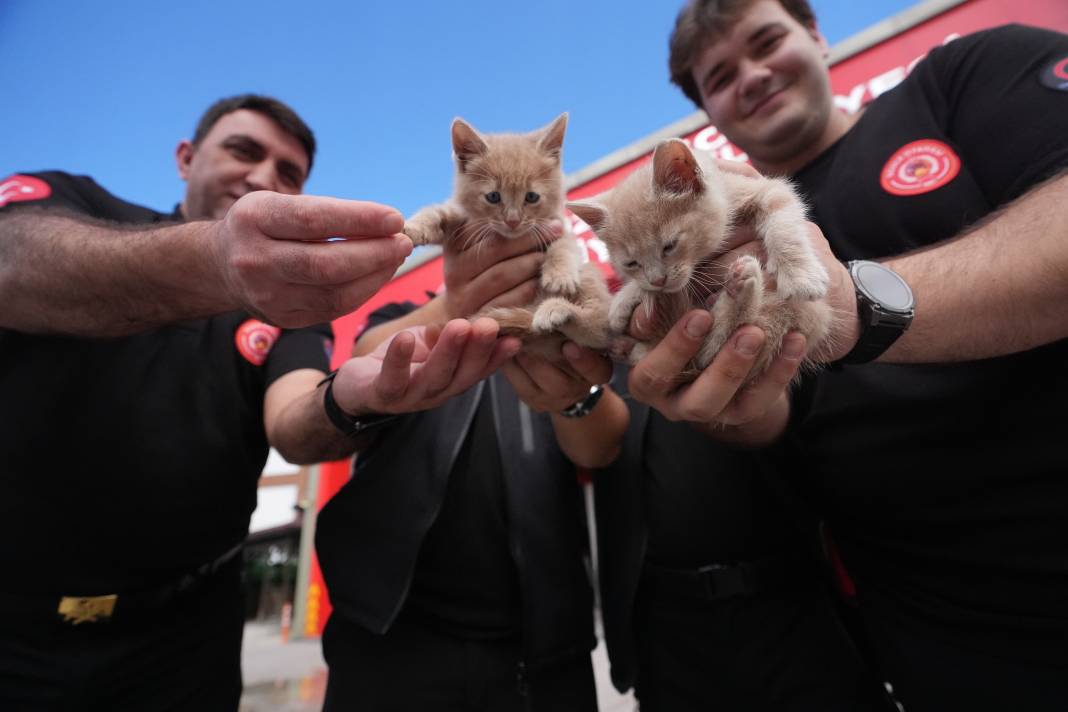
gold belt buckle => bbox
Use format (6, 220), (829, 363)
(57, 594), (118, 624)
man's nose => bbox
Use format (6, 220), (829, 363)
(244, 161), (277, 192)
(739, 59), (773, 101)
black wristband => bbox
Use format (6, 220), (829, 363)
(319, 371), (398, 438)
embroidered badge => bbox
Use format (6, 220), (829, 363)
(880, 140), (961, 196)
(0, 174), (52, 207)
(235, 319), (281, 366)
(1040, 56), (1068, 91)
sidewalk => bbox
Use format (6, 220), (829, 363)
(239, 620), (636, 711)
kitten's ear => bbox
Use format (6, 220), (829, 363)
(536, 112), (569, 162)
(567, 200), (608, 231)
(652, 139), (704, 196)
(451, 118), (489, 172)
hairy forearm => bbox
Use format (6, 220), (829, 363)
(267, 375), (359, 464)
(351, 296), (446, 355)
(550, 388), (629, 468)
(0, 211), (232, 336)
(879, 172), (1068, 363)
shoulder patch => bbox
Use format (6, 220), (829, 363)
(0, 174), (52, 207)
(1040, 56), (1068, 91)
(880, 140), (961, 196)
(235, 319), (282, 366)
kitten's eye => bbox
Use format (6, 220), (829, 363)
(485, 191), (502, 204)
(624, 260), (640, 270)
(524, 191), (540, 204)
(662, 238), (679, 256)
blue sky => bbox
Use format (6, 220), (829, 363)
(2, 1), (917, 219)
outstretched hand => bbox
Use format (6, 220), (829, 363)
(211, 191), (414, 328)
(330, 317), (521, 417)
(501, 342), (613, 413)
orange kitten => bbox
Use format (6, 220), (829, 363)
(405, 114), (612, 358)
(568, 139), (833, 380)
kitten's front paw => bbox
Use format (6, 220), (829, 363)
(726, 256), (762, 298)
(403, 221), (432, 247)
(628, 342), (651, 364)
(772, 260), (829, 301)
(531, 298), (576, 334)
(608, 300), (637, 334)
(540, 267), (582, 297)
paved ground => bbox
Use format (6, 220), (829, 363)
(240, 619), (636, 711)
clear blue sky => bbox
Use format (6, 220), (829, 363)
(2, 1), (917, 219)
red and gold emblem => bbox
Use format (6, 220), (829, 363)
(880, 140), (960, 196)
(235, 319), (281, 365)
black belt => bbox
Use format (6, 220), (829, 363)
(1, 543), (244, 625)
(641, 555), (807, 602)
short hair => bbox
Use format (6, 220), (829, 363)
(192, 94), (317, 175)
(669, 0), (817, 108)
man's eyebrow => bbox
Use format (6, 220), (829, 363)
(223, 134), (306, 183)
(699, 22), (788, 91)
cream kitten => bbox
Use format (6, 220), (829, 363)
(568, 138), (832, 379)
(405, 114), (612, 358)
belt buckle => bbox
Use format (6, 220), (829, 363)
(57, 594), (118, 624)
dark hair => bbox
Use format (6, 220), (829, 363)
(668, 0), (816, 108)
(192, 94), (317, 175)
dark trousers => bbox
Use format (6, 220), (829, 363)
(633, 575), (892, 712)
(322, 612), (597, 712)
(0, 562), (244, 711)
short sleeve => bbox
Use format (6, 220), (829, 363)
(264, 322), (334, 386)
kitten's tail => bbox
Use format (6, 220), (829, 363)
(479, 306), (535, 336)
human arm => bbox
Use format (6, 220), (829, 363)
(0, 191), (411, 336)
(264, 317), (522, 462)
(500, 344), (628, 468)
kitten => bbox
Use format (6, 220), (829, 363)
(568, 138), (833, 380)
(405, 114), (612, 359)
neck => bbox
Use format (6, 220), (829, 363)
(752, 108), (860, 177)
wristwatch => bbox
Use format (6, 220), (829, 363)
(839, 260), (915, 364)
(320, 371), (398, 438)
(559, 384), (606, 418)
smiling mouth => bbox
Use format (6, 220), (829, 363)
(745, 85), (787, 119)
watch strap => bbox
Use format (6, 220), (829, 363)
(319, 371), (398, 438)
(839, 261), (914, 365)
(559, 384), (606, 418)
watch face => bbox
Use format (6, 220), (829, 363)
(853, 262), (914, 312)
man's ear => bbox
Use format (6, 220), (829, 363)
(175, 139), (195, 181)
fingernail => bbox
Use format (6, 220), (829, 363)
(782, 335), (805, 359)
(734, 331), (761, 356)
(398, 236), (414, 257)
(685, 312), (713, 338)
(381, 212), (405, 234)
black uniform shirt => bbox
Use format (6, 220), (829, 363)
(789, 25), (1068, 661)
(0, 171), (332, 594)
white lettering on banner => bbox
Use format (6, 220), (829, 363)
(832, 33), (961, 114)
(582, 236), (611, 264)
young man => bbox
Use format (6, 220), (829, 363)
(0, 94), (514, 710)
(662, 1), (1068, 709)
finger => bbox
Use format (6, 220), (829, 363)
(629, 310), (712, 404)
(451, 227), (547, 261)
(499, 358), (541, 404)
(372, 331), (416, 404)
(250, 193), (405, 240)
(719, 332), (805, 426)
(265, 263), (401, 327)
(443, 318), (502, 394)
(515, 353), (579, 399)
(479, 278), (540, 315)
(464, 251), (544, 302)
(562, 342), (613, 385)
(673, 326), (765, 422)
(484, 337), (523, 374)
(273, 236), (410, 287)
(414, 319), (471, 395)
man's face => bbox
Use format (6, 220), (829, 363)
(690, 0), (834, 170)
(176, 109), (309, 220)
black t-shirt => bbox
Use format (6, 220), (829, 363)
(0, 171), (332, 593)
(642, 411), (805, 568)
(360, 302), (521, 640)
(790, 25), (1068, 661)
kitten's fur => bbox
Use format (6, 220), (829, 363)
(568, 139), (832, 380)
(405, 114), (612, 359)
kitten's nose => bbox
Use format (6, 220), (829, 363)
(506, 218), (521, 230)
(650, 275), (667, 288)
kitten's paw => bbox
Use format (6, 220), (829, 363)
(628, 342), (651, 364)
(403, 221), (433, 246)
(531, 299), (576, 334)
(771, 260), (829, 301)
(540, 267), (582, 297)
(726, 256), (762, 298)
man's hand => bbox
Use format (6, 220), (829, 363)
(440, 219), (563, 319)
(211, 192), (414, 327)
(628, 309), (806, 443)
(501, 343), (613, 413)
(331, 317), (521, 416)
